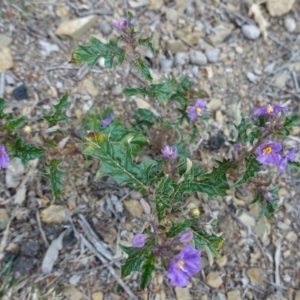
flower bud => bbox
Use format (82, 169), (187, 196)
(177, 230), (193, 243)
(192, 208), (200, 218)
(140, 198), (151, 215)
(132, 233), (145, 248)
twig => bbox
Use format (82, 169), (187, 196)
(0, 71), (5, 98)
(274, 239), (282, 286)
(66, 0), (112, 16)
(251, 233), (268, 268)
(65, 211), (138, 300)
(36, 210), (49, 248)
(47, 30), (69, 53)
(292, 71), (299, 92)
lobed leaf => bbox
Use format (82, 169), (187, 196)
(43, 159), (65, 200)
(166, 219), (193, 238)
(233, 154), (260, 188)
(132, 58), (152, 81)
(4, 116), (27, 133)
(43, 94), (69, 127)
(138, 38), (155, 56)
(140, 253), (156, 289)
(0, 98), (9, 119)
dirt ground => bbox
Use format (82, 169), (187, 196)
(0, 0), (300, 299)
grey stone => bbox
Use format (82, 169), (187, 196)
(159, 57), (173, 69)
(284, 16), (296, 32)
(242, 25), (261, 40)
(99, 21), (113, 36)
(207, 25), (233, 46)
(166, 39), (188, 54)
(247, 72), (260, 83)
(206, 48), (220, 63)
(266, 0), (295, 17)
(175, 52), (189, 66)
(190, 50), (207, 66)
(0, 34), (12, 49)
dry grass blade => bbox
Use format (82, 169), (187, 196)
(248, 4), (269, 42)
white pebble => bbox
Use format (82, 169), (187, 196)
(190, 50), (207, 66)
(284, 16), (296, 32)
(242, 24), (261, 40)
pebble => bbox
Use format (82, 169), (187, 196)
(0, 208), (9, 229)
(175, 52), (189, 66)
(185, 4), (195, 15)
(69, 274), (82, 285)
(0, 47), (13, 71)
(295, 290), (300, 300)
(159, 57), (173, 69)
(124, 199), (143, 218)
(205, 48), (220, 63)
(206, 272), (223, 288)
(39, 40), (59, 56)
(12, 84), (28, 100)
(149, 0), (163, 10)
(284, 16), (296, 32)
(277, 221), (290, 231)
(92, 292), (104, 300)
(238, 212), (255, 227)
(175, 288), (192, 300)
(247, 72), (260, 83)
(40, 205), (68, 224)
(207, 25), (233, 46)
(111, 84), (123, 95)
(266, 0), (295, 17)
(285, 231), (297, 242)
(246, 268), (265, 286)
(0, 34), (12, 49)
(166, 39), (188, 54)
(190, 50), (207, 66)
(134, 98), (151, 110)
(227, 290), (241, 300)
(242, 25), (261, 40)
(274, 73), (288, 88)
(99, 21), (113, 36)
(216, 255), (228, 268)
(207, 98), (222, 110)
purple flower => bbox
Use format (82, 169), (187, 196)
(161, 145), (178, 160)
(264, 192), (273, 201)
(234, 143), (242, 151)
(113, 18), (134, 30)
(188, 99), (207, 121)
(132, 233), (145, 248)
(277, 147), (297, 173)
(177, 230), (193, 244)
(254, 105), (287, 116)
(101, 113), (115, 127)
(0, 145), (9, 169)
(256, 141), (282, 165)
(167, 245), (201, 287)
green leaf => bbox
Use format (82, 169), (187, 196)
(234, 114), (252, 143)
(83, 131), (156, 195)
(192, 227), (224, 257)
(4, 116), (27, 133)
(166, 219), (193, 238)
(4, 135), (45, 164)
(72, 37), (125, 68)
(127, 11), (134, 21)
(132, 58), (152, 81)
(288, 161), (300, 169)
(233, 154), (260, 188)
(132, 108), (160, 133)
(252, 188), (279, 219)
(248, 129), (262, 145)
(123, 87), (148, 97)
(43, 94), (69, 127)
(140, 253), (156, 289)
(43, 159), (65, 200)
(195, 159), (237, 198)
(0, 98), (9, 119)
(138, 38), (155, 56)
(120, 238), (155, 278)
(284, 114), (299, 127)
(149, 81), (173, 102)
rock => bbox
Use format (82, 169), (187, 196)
(99, 21), (112, 36)
(99, 226), (117, 244)
(175, 52), (189, 66)
(40, 205), (68, 224)
(242, 25), (260, 40)
(124, 199), (143, 218)
(166, 40), (188, 54)
(12, 256), (35, 275)
(12, 84), (28, 100)
(285, 231), (297, 243)
(200, 296), (208, 300)
(0, 209), (9, 229)
(81, 78), (98, 97)
(160, 57), (173, 69)
(277, 221), (290, 231)
(63, 286), (85, 300)
(190, 50), (207, 66)
(134, 98), (151, 110)
(69, 274), (82, 285)
(227, 290), (241, 300)
(152, 32), (160, 50)
(247, 72), (260, 83)
(112, 84), (123, 95)
(216, 255), (228, 268)
(0, 47), (13, 71)
(207, 99), (222, 110)
(55, 15), (98, 40)
(206, 272), (223, 288)
(207, 25), (233, 46)
(0, 34), (12, 49)
(149, 0), (163, 10)
(246, 268), (265, 286)
(274, 73), (288, 88)
(266, 0), (295, 17)
(21, 241), (40, 258)
(39, 40), (59, 56)
(289, 62), (300, 72)
(284, 16), (296, 32)
(185, 4), (195, 15)
(238, 212), (255, 227)
(206, 48), (220, 63)
(175, 287), (192, 300)
(295, 290), (300, 300)
(185, 32), (203, 45)
(166, 8), (179, 22)
(92, 292), (104, 300)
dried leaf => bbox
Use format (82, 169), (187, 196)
(41, 230), (66, 274)
(249, 4), (269, 42)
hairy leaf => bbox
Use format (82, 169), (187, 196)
(234, 114), (252, 143)
(166, 219), (193, 238)
(192, 227), (224, 257)
(132, 108), (160, 133)
(0, 98), (9, 119)
(123, 87), (148, 97)
(233, 154), (260, 187)
(44, 159), (65, 200)
(43, 94), (69, 127)
(140, 253), (156, 289)
(4, 116), (27, 133)
(133, 58), (152, 81)
(83, 131), (157, 195)
(72, 37), (125, 68)
(120, 238), (155, 278)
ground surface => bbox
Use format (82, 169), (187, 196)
(0, 0), (300, 299)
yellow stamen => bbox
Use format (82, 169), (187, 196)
(263, 146), (272, 154)
(196, 107), (202, 115)
(177, 260), (185, 269)
(169, 150), (174, 155)
(267, 105), (274, 114)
